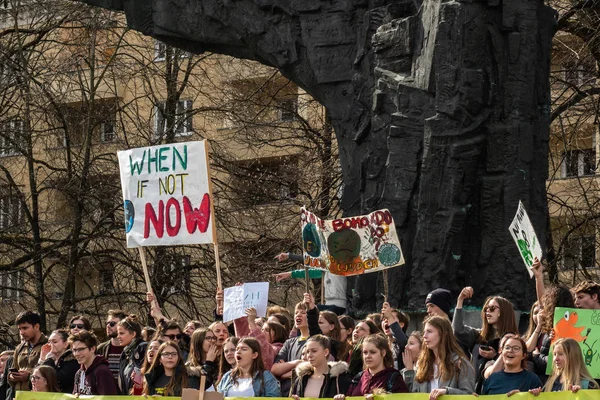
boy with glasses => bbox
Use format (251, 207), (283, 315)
(71, 331), (118, 395)
(96, 309), (127, 381)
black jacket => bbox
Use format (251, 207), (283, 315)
(42, 350), (79, 393)
(118, 338), (147, 394)
(144, 365), (200, 396)
(291, 361), (351, 398)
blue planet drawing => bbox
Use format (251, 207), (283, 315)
(124, 200), (135, 233)
(302, 223), (321, 257)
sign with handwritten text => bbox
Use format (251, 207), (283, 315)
(117, 141), (214, 248)
(509, 201), (542, 278)
(222, 282), (269, 322)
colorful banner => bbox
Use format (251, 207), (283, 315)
(301, 207), (404, 276)
(222, 282), (269, 322)
(117, 141), (214, 248)
(509, 200), (542, 278)
(15, 389), (600, 400)
(547, 307), (600, 377)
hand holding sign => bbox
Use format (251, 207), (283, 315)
(509, 201), (543, 278)
(222, 282), (269, 322)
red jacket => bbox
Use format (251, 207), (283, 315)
(73, 356), (119, 395)
(347, 367), (408, 395)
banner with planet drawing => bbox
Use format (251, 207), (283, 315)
(301, 207), (404, 276)
(117, 141), (214, 248)
(547, 307), (600, 378)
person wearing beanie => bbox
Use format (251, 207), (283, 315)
(425, 288), (453, 319)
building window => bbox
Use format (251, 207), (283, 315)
(563, 149), (596, 178)
(0, 188), (23, 230)
(1, 269), (22, 300)
(155, 100), (193, 137)
(563, 234), (596, 271)
(154, 40), (167, 61)
(100, 116), (116, 143)
(99, 269), (114, 294)
(0, 119), (23, 157)
(277, 98), (298, 122)
(233, 157), (299, 206)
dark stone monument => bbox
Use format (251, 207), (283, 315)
(79, 0), (556, 311)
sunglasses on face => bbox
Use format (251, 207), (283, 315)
(106, 321), (117, 327)
(484, 305), (500, 313)
(70, 324), (85, 329)
(164, 334), (184, 340)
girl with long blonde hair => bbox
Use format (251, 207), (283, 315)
(543, 338), (598, 392)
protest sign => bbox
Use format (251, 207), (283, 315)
(222, 282), (269, 322)
(117, 141), (214, 248)
(546, 307), (600, 378)
(301, 207), (404, 276)
(15, 388), (600, 400)
(509, 201), (543, 278)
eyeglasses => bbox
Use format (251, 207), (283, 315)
(503, 345), (522, 352)
(164, 334), (184, 341)
(205, 336), (217, 342)
(160, 352), (178, 359)
(70, 324), (85, 329)
(31, 376), (44, 382)
(484, 305), (500, 313)
(106, 321), (117, 327)
(71, 347), (89, 354)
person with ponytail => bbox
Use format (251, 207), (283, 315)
(217, 338), (280, 397)
(117, 315), (147, 395)
(144, 342), (199, 396)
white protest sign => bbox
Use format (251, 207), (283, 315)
(222, 282), (269, 322)
(509, 200), (543, 278)
(117, 141), (214, 248)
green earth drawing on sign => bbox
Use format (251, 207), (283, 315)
(377, 243), (401, 266)
(517, 238), (533, 266)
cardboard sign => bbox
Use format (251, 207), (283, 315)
(222, 282), (269, 322)
(117, 141), (214, 248)
(301, 207), (404, 276)
(546, 307), (600, 378)
(509, 201), (543, 278)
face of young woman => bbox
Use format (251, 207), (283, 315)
(70, 319), (86, 336)
(318, 316), (334, 336)
(184, 323), (196, 337)
(339, 322), (351, 342)
(31, 370), (47, 392)
(532, 305), (540, 326)
(305, 341), (329, 366)
(117, 326), (135, 347)
(147, 341), (162, 364)
(381, 319), (392, 336)
(362, 342), (384, 370)
(352, 322), (371, 344)
(223, 341), (237, 366)
(48, 332), (68, 355)
(261, 325), (274, 344)
(501, 338), (525, 369)
(423, 323), (441, 351)
(212, 323), (229, 346)
(552, 344), (566, 371)
(406, 336), (421, 361)
(235, 342), (258, 369)
(484, 299), (501, 326)
(160, 345), (179, 370)
(202, 331), (217, 354)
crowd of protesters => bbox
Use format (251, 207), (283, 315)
(0, 255), (598, 399)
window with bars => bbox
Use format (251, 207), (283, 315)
(563, 149), (596, 178)
(100, 116), (116, 143)
(562, 234), (596, 271)
(155, 99), (194, 137)
(0, 269), (23, 300)
(0, 189), (23, 230)
(0, 119), (24, 157)
(99, 268), (114, 294)
(277, 98), (298, 122)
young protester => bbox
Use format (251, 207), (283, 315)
(184, 321), (203, 337)
(30, 366), (60, 393)
(217, 338), (281, 397)
(142, 340), (163, 374)
(144, 341), (200, 396)
(187, 328), (220, 388)
(267, 314), (292, 333)
(234, 308), (288, 369)
(7, 311), (48, 399)
(346, 320), (379, 377)
(483, 335), (542, 395)
(400, 331), (422, 381)
(572, 281), (600, 310)
(404, 316), (475, 398)
(117, 315), (147, 395)
(366, 313), (384, 334)
(317, 311), (341, 359)
(540, 338), (598, 392)
(142, 327), (156, 342)
(271, 293), (320, 395)
(71, 331), (119, 395)
(336, 316), (355, 363)
(41, 329), (79, 393)
(381, 302), (408, 369)
(209, 321), (230, 347)
(68, 316), (91, 336)
(425, 288), (453, 319)
(453, 287), (518, 392)
(96, 309), (127, 380)
(0, 351), (12, 378)
(291, 335), (351, 398)
(523, 301), (542, 352)
(0, 350), (14, 400)
(334, 334), (408, 400)
(219, 337), (240, 379)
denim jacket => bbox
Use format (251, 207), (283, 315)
(217, 370), (280, 397)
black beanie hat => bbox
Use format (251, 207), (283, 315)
(425, 288), (452, 316)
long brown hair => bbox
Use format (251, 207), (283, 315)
(230, 338), (265, 386)
(144, 341), (189, 396)
(416, 316), (469, 383)
(478, 296), (518, 343)
(218, 337), (240, 380)
(523, 301), (539, 342)
(545, 338), (598, 392)
(362, 334), (394, 369)
(188, 328), (213, 367)
(319, 311), (342, 341)
(33, 366), (61, 393)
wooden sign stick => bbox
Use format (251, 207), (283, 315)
(138, 247), (159, 310)
(383, 269), (389, 303)
(198, 375), (206, 400)
(205, 142), (222, 290)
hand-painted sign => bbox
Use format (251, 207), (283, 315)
(222, 282), (269, 323)
(117, 141), (214, 248)
(547, 307), (600, 378)
(301, 207), (404, 276)
(509, 200), (542, 278)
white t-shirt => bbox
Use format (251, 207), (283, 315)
(430, 364), (440, 390)
(227, 378), (255, 397)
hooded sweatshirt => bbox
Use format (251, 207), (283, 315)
(73, 355), (119, 395)
(292, 361), (351, 398)
(347, 367), (408, 395)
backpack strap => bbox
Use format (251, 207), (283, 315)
(386, 371), (400, 393)
(351, 371), (364, 387)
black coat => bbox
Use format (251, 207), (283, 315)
(291, 361), (351, 398)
